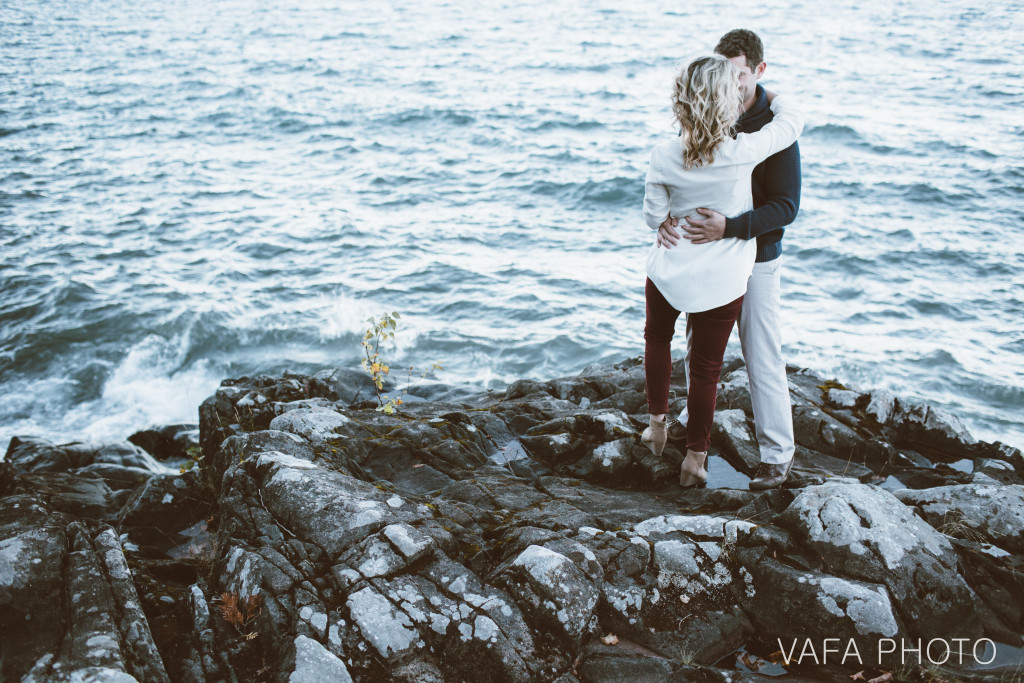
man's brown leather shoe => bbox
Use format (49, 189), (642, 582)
(748, 457), (794, 490)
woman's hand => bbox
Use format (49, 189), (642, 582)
(657, 217), (681, 249)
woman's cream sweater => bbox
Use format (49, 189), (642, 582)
(643, 95), (805, 312)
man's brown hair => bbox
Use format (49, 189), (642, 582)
(714, 29), (764, 70)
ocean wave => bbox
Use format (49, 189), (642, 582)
(805, 123), (865, 141)
(316, 32), (367, 40)
(906, 298), (977, 321)
(910, 348), (959, 370)
(792, 247), (879, 277)
(929, 141), (998, 159)
(874, 181), (980, 206)
(382, 108), (476, 127)
(526, 117), (606, 132)
(844, 308), (912, 324)
(518, 177), (639, 206)
(0, 189), (44, 202)
(819, 180), (866, 198)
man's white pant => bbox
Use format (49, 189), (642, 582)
(683, 257), (795, 464)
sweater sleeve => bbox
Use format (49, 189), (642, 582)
(642, 148), (670, 230)
(723, 142), (801, 240)
(732, 95), (805, 164)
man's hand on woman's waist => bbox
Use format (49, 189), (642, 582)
(658, 208), (727, 248)
(682, 208), (726, 244)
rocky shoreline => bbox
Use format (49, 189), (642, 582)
(2, 356), (1023, 682)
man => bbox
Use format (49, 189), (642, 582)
(659, 29), (799, 490)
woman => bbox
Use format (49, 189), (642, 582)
(640, 54), (804, 486)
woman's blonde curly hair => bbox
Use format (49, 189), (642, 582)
(672, 55), (743, 169)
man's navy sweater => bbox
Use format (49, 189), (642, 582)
(723, 84), (801, 263)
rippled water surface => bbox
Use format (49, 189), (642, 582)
(2, 0), (1022, 449)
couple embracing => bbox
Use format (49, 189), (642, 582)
(639, 30), (802, 491)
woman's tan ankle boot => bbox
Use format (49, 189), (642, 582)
(641, 415), (668, 456)
(679, 449), (708, 487)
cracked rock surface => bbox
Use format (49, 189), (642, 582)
(1, 357), (1022, 681)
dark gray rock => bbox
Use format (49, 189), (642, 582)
(712, 409), (759, 472)
(736, 546), (908, 667)
(775, 482), (986, 643)
(497, 544), (601, 646)
(116, 469), (213, 550)
(5, 436), (176, 492)
(14, 471), (115, 521)
(1, 495), (170, 682)
(893, 483), (1024, 553)
(314, 366), (382, 404)
(577, 643), (675, 682)
(129, 423), (200, 462)
(717, 367), (753, 415)
(6, 357), (1020, 682)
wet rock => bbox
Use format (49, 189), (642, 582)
(498, 544), (601, 646)
(974, 441), (1024, 475)
(13, 471), (116, 521)
(864, 388), (898, 426)
(775, 482), (985, 642)
(791, 405), (866, 460)
(116, 468), (213, 549)
(972, 458), (1024, 485)
(129, 423), (200, 462)
(575, 439), (635, 478)
(178, 583), (236, 683)
(290, 633), (353, 682)
(5, 436), (177, 492)
(6, 357), (1022, 682)
(1, 495), (169, 682)
(712, 409), (759, 472)
(717, 367), (753, 415)
(825, 388), (860, 409)
(198, 374), (337, 473)
(894, 403), (978, 460)
(6, 436), (169, 473)
(790, 446), (874, 483)
(519, 432), (581, 464)
(314, 366), (381, 405)
(893, 483), (1024, 553)
(576, 642), (675, 682)
(737, 548), (906, 666)
(269, 407), (354, 445)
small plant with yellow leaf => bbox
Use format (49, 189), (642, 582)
(360, 312), (443, 415)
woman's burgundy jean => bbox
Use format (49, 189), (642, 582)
(644, 277), (744, 453)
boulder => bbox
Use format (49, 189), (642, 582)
(5, 437), (176, 491)
(116, 469), (213, 550)
(775, 482), (985, 643)
(893, 483), (1024, 553)
(0, 495), (169, 682)
(128, 423), (200, 462)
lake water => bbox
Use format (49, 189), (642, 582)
(2, 0), (1022, 450)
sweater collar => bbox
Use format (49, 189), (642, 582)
(739, 84), (770, 123)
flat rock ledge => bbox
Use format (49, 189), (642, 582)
(2, 357), (1023, 682)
